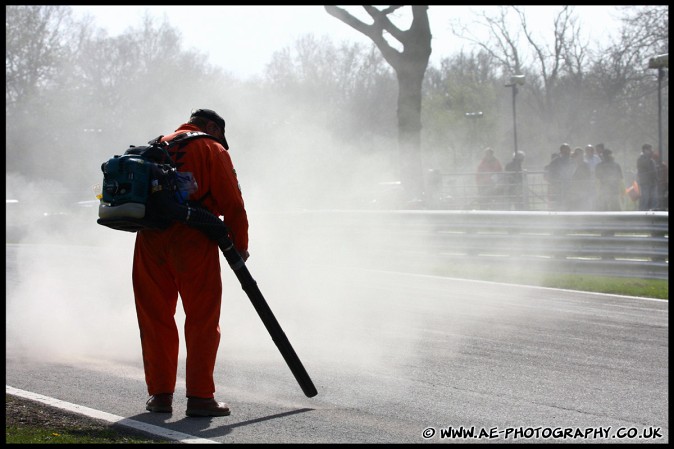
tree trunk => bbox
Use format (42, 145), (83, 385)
(397, 65), (425, 201)
(325, 5), (432, 203)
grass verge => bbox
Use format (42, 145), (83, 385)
(5, 394), (173, 444)
(424, 262), (668, 300)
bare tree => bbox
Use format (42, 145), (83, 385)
(5, 5), (83, 178)
(5, 5), (77, 109)
(265, 35), (397, 143)
(591, 5), (669, 155)
(616, 5), (668, 56)
(450, 6), (587, 124)
(325, 5), (432, 201)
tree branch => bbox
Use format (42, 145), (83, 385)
(324, 5), (404, 68)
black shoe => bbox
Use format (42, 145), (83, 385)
(146, 393), (173, 413)
(186, 397), (231, 417)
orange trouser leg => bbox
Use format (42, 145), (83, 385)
(133, 231), (180, 396)
(171, 228), (222, 398)
(134, 225), (224, 399)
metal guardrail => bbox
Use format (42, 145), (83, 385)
(7, 204), (665, 280)
(433, 170), (548, 211)
(256, 210), (669, 280)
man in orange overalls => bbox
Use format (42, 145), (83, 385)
(133, 108), (249, 417)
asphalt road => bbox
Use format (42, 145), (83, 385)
(5, 243), (669, 443)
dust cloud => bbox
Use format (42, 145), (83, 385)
(5, 88), (439, 385)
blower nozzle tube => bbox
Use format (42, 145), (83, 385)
(153, 193), (318, 398)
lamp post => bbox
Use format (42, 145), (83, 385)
(505, 75), (525, 157)
(648, 54), (668, 162)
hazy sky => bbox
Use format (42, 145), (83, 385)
(70, 5), (622, 78)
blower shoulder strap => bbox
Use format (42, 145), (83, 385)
(165, 131), (221, 146)
(162, 131), (221, 205)
(130, 131), (220, 166)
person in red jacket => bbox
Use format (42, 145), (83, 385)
(475, 147), (503, 209)
(134, 108), (249, 417)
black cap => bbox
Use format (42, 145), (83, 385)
(190, 108), (229, 149)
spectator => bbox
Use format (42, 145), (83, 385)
(545, 143), (574, 210)
(544, 153), (559, 207)
(568, 147), (593, 210)
(475, 147), (503, 209)
(651, 153), (668, 210)
(595, 143), (606, 161)
(584, 145), (601, 209)
(636, 144), (658, 210)
(585, 145), (601, 174)
(503, 151), (527, 210)
(595, 148), (624, 211)
(584, 144), (602, 174)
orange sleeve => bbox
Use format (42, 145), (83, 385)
(206, 144), (249, 253)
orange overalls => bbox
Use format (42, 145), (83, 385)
(132, 123), (249, 398)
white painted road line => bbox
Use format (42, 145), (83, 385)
(6, 385), (220, 444)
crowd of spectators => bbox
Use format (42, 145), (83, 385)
(472, 142), (668, 211)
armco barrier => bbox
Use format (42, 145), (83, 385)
(253, 210), (668, 280)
